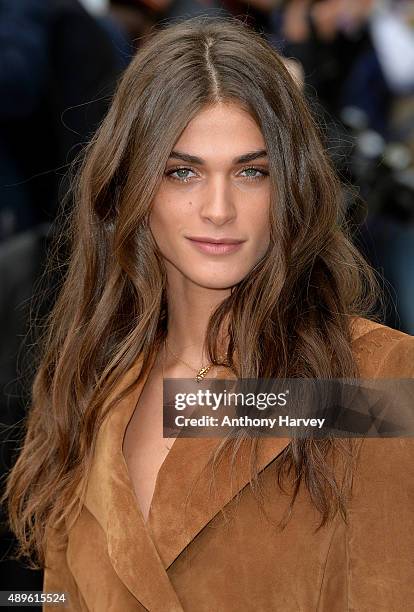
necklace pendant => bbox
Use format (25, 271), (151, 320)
(196, 365), (211, 382)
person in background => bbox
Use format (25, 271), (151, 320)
(270, 0), (414, 334)
(0, 0), (123, 241)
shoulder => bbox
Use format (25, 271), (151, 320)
(350, 316), (414, 378)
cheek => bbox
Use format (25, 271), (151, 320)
(149, 197), (186, 253)
(249, 201), (271, 245)
(150, 191), (196, 237)
(148, 198), (169, 247)
(150, 195), (174, 231)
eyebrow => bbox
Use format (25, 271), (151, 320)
(168, 148), (268, 165)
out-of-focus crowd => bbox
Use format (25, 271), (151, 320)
(0, 0), (413, 597)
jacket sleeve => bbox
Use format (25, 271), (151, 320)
(43, 524), (86, 612)
(347, 334), (414, 609)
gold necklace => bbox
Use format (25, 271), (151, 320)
(164, 338), (226, 383)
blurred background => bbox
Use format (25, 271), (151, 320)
(0, 0), (413, 602)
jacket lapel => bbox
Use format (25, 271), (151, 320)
(82, 354), (185, 611)
(81, 354), (291, 608)
(146, 433), (291, 569)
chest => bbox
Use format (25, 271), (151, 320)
(122, 372), (176, 524)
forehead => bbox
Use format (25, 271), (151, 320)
(173, 102), (265, 157)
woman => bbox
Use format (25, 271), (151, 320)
(3, 15), (414, 612)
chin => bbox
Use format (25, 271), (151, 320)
(186, 271), (247, 290)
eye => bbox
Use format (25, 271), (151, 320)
(164, 165), (269, 183)
(165, 166), (197, 183)
(238, 166), (269, 181)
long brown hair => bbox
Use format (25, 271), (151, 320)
(2, 15), (383, 569)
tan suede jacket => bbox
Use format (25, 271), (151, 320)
(43, 317), (414, 611)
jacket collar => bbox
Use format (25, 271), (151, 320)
(82, 316), (379, 610)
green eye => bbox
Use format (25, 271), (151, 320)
(165, 167), (196, 182)
(239, 167), (269, 180)
(243, 168), (258, 177)
(175, 168), (191, 179)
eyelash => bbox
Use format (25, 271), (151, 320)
(164, 165), (269, 183)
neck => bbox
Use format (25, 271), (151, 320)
(164, 274), (231, 368)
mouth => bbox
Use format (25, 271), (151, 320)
(186, 236), (246, 255)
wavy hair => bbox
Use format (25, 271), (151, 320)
(2, 15), (383, 568)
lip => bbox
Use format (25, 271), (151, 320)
(186, 236), (245, 255)
(186, 236), (245, 244)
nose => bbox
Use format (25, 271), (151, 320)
(199, 175), (237, 225)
